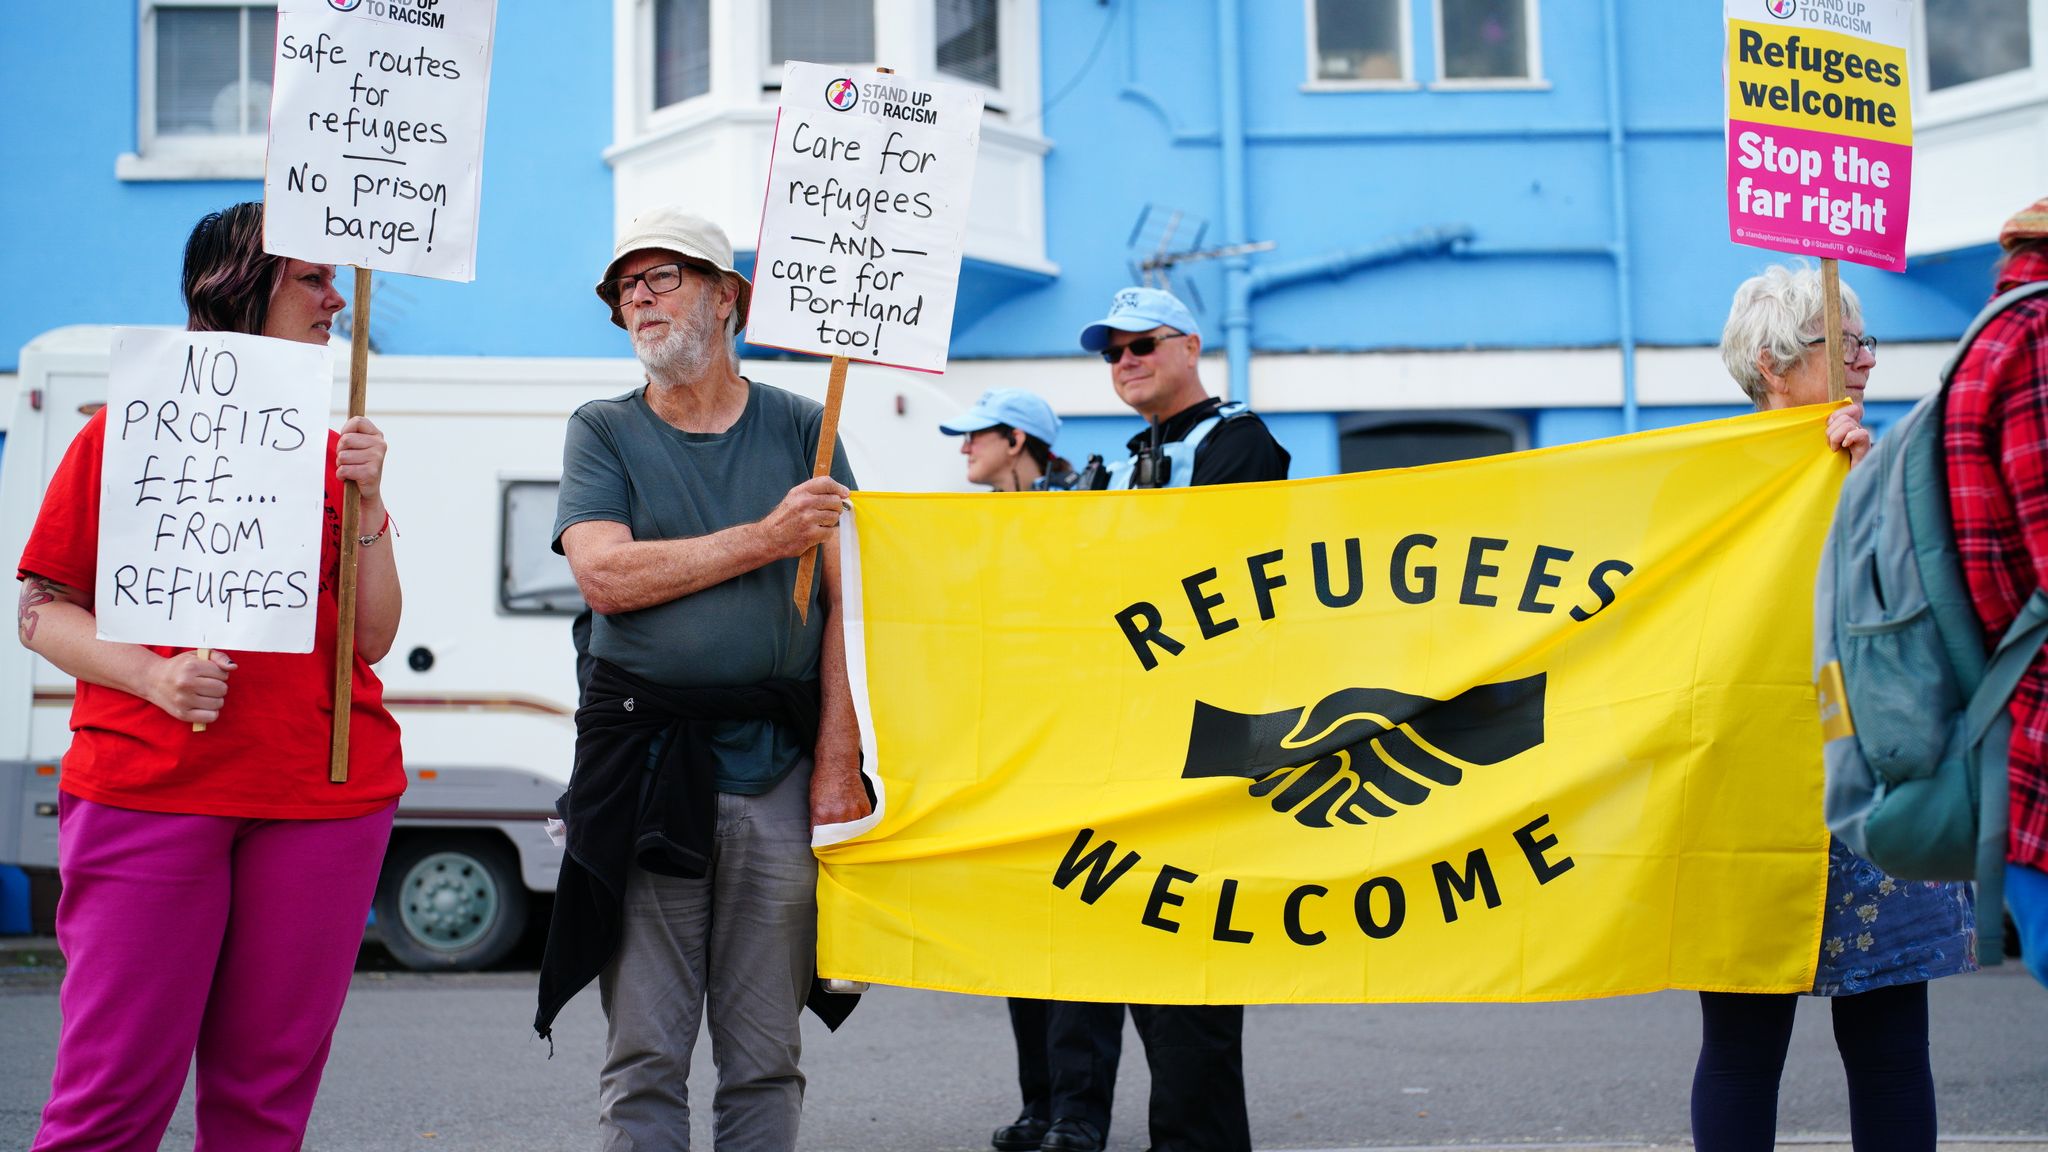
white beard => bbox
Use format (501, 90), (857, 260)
(633, 290), (723, 380)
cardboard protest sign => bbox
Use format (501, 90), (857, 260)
(96, 329), (330, 653)
(749, 62), (983, 373)
(1725, 0), (1912, 271)
(264, 0), (496, 281)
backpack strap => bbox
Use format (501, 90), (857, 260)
(1940, 281), (2048, 387)
(1964, 589), (2048, 752)
(1922, 280), (2048, 694)
(1963, 587), (2048, 963)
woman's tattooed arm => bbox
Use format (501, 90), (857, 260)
(18, 576), (58, 645)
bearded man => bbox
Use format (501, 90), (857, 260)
(537, 205), (869, 1150)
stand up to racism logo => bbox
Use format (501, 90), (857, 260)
(825, 77), (860, 111)
(1764, 0), (1798, 19)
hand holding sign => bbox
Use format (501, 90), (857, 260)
(335, 414), (390, 502)
(760, 475), (855, 558)
(151, 649), (238, 727)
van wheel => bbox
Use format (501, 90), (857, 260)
(374, 834), (527, 972)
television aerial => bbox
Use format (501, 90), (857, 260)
(1124, 205), (1275, 315)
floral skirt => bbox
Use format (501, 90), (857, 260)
(1813, 837), (1976, 996)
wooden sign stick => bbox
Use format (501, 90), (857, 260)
(793, 355), (850, 624)
(790, 64), (897, 625)
(192, 648), (211, 732)
(1821, 258), (1848, 404)
(329, 266), (372, 784)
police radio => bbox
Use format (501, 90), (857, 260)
(1127, 443), (1171, 489)
(1126, 421), (1174, 489)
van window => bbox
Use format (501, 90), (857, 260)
(500, 480), (586, 615)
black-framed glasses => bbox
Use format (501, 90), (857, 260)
(1101, 332), (1187, 364)
(596, 262), (690, 308)
(1804, 333), (1879, 362)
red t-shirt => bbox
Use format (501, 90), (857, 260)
(17, 408), (405, 819)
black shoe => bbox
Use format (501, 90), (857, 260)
(993, 1114), (1051, 1151)
(1039, 1118), (1105, 1152)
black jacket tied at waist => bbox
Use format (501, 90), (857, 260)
(534, 657), (852, 1039)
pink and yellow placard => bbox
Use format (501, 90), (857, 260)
(1725, 0), (1912, 272)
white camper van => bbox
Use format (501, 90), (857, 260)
(0, 325), (966, 969)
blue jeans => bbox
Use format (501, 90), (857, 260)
(2010, 862), (2048, 989)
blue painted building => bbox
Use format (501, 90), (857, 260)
(3, 0), (2040, 477)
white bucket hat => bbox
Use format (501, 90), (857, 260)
(598, 206), (753, 330)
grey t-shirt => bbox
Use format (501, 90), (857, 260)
(552, 379), (857, 793)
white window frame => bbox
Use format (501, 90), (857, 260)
(118, 0), (275, 182)
(619, 0), (1038, 138)
(756, 0), (881, 92)
(1429, 0), (1548, 91)
(636, 0), (724, 138)
(1302, 0), (1418, 91)
(930, 0), (1024, 116)
(607, 0), (1049, 264)
(748, 0), (1029, 120)
(1913, 0), (2048, 127)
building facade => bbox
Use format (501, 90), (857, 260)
(3, 0), (2044, 474)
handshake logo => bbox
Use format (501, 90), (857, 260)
(1179, 674), (1547, 828)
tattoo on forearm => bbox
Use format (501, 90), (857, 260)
(18, 577), (56, 644)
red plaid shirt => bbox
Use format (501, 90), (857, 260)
(1946, 246), (2048, 871)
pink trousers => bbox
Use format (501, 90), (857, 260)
(34, 795), (395, 1152)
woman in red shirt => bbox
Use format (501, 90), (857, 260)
(16, 202), (405, 1151)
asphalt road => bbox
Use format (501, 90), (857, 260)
(3, 958), (2045, 1151)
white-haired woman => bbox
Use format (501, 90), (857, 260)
(1695, 264), (1975, 1152)
(1721, 262), (1877, 458)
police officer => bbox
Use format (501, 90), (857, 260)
(1079, 287), (1289, 491)
(940, 388), (1079, 493)
(939, 388), (1094, 1152)
(1009, 287), (1284, 1152)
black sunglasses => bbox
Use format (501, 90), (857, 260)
(1101, 332), (1187, 364)
(596, 262), (691, 308)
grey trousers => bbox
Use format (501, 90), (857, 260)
(596, 762), (816, 1152)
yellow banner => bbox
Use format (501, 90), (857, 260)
(1727, 18), (1912, 146)
(818, 407), (1843, 1003)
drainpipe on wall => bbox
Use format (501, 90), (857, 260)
(1248, 227), (1478, 301)
(1213, 0), (1471, 402)
(1217, 0), (1250, 405)
(1602, 0), (1641, 432)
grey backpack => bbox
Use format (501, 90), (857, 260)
(1814, 280), (2048, 966)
